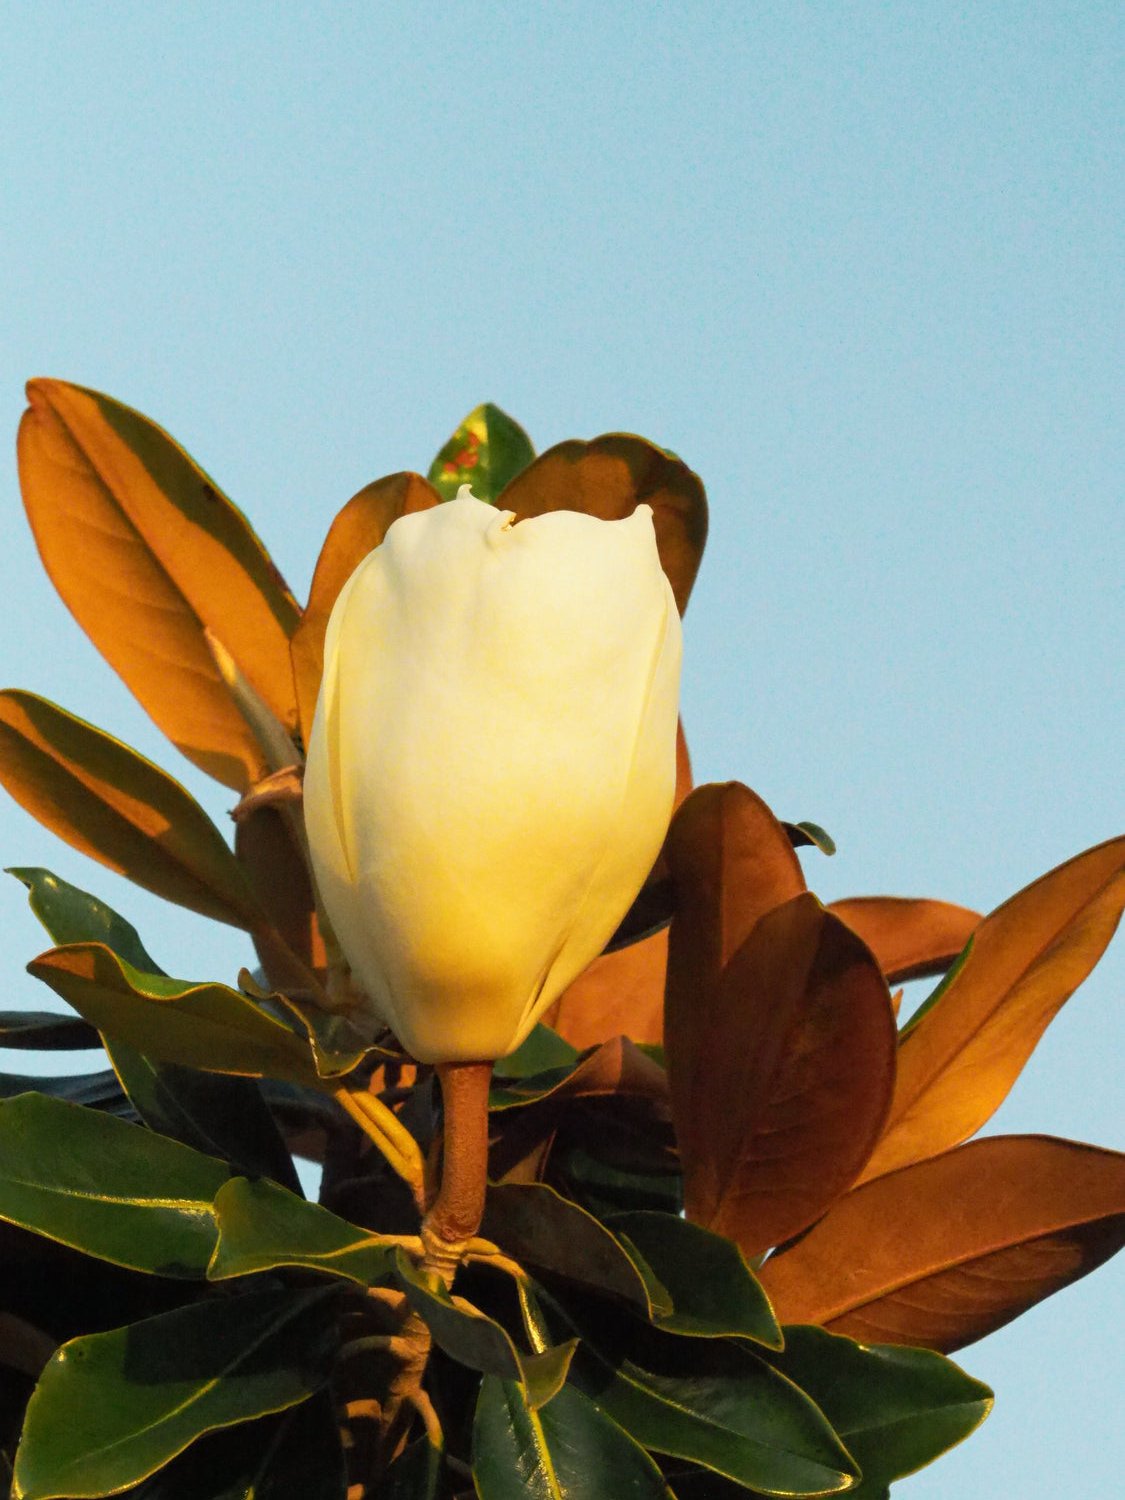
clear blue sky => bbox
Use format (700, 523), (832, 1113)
(1, 4), (1121, 1494)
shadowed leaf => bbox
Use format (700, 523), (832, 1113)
(499, 435), (707, 614)
(428, 404), (535, 504)
(235, 806), (325, 990)
(12, 1287), (339, 1499)
(394, 1251), (575, 1408)
(488, 1037), (668, 1113)
(291, 472), (440, 741)
(783, 822), (836, 857)
(0, 1070), (128, 1113)
(18, 379), (299, 790)
(0, 697), (265, 928)
(473, 1378), (672, 1500)
(670, 893), (896, 1255)
(828, 896), (981, 985)
(0, 1010), (99, 1051)
(0, 1093), (228, 1277)
(760, 1135), (1125, 1351)
(860, 836), (1125, 1182)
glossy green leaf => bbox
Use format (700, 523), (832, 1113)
(427, 404), (535, 504)
(209, 1175), (395, 1284)
(12, 1287), (340, 1499)
(473, 1377), (672, 1499)
(0, 697), (266, 928)
(240, 968), (374, 1078)
(766, 1326), (992, 1497)
(18, 378), (299, 791)
(14, 867), (300, 1189)
(394, 1250), (576, 1408)
(124, 1392), (347, 1500)
(606, 1213), (781, 1347)
(546, 1294), (857, 1496)
(0, 1093), (228, 1276)
(555, 1144), (683, 1221)
(27, 942), (320, 1083)
(489, 1037), (668, 1113)
(482, 1183), (662, 1317)
(0, 1008), (99, 1050)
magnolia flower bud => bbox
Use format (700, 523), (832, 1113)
(303, 489), (681, 1063)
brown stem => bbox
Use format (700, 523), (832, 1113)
(420, 1060), (493, 1286)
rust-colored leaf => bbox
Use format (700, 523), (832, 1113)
(860, 837), (1125, 1184)
(491, 1036), (669, 1112)
(0, 691), (263, 929)
(760, 1135), (1125, 1352)
(235, 806), (325, 990)
(499, 434), (708, 613)
(18, 380), (300, 789)
(290, 472), (440, 743)
(828, 896), (981, 984)
(672, 893), (896, 1255)
(663, 782), (806, 1114)
(546, 722), (693, 1049)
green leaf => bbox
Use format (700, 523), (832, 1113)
(12, 1287), (340, 1499)
(0, 1008), (100, 1050)
(14, 867), (300, 1189)
(494, 1024), (580, 1081)
(544, 1295), (857, 1496)
(606, 1213), (781, 1348)
(0, 1093), (229, 1276)
(0, 695), (266, 928)
(556, 1145), (683, 1220)
(394, 1250), (575, 1409)
(209, 1175), (396, 1285)
(473, 1378), (672, 1499)
(0, 1068), (128, 1114)
(427, 403), (535, 504)
(27, 942), (321, 1084)
(384, 1434), (446, 1500)
(783, 822), (836, 857)
(482, 1183), (662, 1317)
(765, 1326), (992, 1496)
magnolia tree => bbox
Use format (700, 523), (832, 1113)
(0, 382), (1121, 1500)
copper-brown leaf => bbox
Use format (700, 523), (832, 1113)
(290, 472), (440, 743)
(18, 380), (300, 790)
(499, 434), (708, 613)
(663, 781), (806, 1114)
(0, 690), (264, 929)
(760, 1135), (1125, 1352)
(235, 806), (325, 990)
(546, 722), (693, 1050)
(671, 893), (896, 1255)
(828, 896), (981, 984)
(860, 836), (1125, 1184)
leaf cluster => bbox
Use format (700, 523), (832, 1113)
(0, 386), (1120, 1498)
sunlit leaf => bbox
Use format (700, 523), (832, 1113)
(760, 1135), (1125, 1351)
(0, 1093), (228, 1276)
(27, 942), (320, 1084)
(860, 836), (1125, 1182)
(428, 404), (535, 505)
(473, 1378), (672, 1499)
(674, 894), (895, 1254)
(394, 1251), (575, 1408)
(209, 1175), (395, 1285)
(18, 379), (299, 789)
(499, 435), (708, 614)
(12, 1288), (339, 1499)
(828, 896), (980, 984)
(0, 697), (265, 927)
(764, 1327), (992, 1497)
(290, 471), (440, 742)
(783, 821), (836, 857)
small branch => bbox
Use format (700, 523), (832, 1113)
(420, 1060), (493, 1285)
(333, 1087), (427, 1212)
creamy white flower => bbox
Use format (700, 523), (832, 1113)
(303, 489), (681, 1062)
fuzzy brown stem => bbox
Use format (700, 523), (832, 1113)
(420, 1060), (493, 1285)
